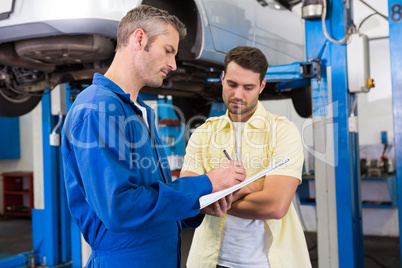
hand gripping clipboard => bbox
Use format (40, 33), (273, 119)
(199, 158), (290, 209)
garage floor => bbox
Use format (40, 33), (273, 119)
(0, 216), (400, 267)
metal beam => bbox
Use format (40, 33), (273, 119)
(305, 0), (364, 266)
(39, 93), (61, 266)
(388, 0), (402, 264)
(65, 85), (83, 268)
(31, 91), (72, 267)
(265, 62), (316, 82)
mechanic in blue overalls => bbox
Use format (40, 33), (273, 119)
(61, 5), (246, 268)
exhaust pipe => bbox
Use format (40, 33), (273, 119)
(0, 43), (55, 72)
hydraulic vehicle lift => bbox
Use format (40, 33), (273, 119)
(1, 0), (401, 267)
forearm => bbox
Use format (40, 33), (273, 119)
(229, 175), (300, 220)
(232, 180), (264, 202)
(232, 185), (253, 203)
(89, 175), (211, 232)
(229, 191), (281, 220)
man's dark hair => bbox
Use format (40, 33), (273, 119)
(224, 46), (269, 83)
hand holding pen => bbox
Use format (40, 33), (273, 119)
(201, 149), (245, 216)
(205, 150), (246, 193)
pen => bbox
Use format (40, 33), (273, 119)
(223, 149), (232, 160)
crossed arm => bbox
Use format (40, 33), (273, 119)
(229, 174), (299, 220)
(180, 170), (300, 220)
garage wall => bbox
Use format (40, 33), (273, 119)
(0, 113), (33, 172)
(355, 0), (393, 146)
(0, 112), (34, 214)
(354, 0), (397, 237)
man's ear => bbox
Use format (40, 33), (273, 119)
(221, 71), (225, 83)
(131, 28), (147, 51)
(259, 79), (266, 94)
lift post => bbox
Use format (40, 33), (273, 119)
(31, 92), (72, 267)
(388, 0), (402, 264)
(304, 0), (364, 267)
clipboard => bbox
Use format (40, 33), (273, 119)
(199, 157), (289, 209)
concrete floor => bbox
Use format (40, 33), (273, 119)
(0, 216), (400, 267)
(182, 229), (401, 268)
(0, 216), (32, 258)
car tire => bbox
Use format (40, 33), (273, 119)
(0, 91), (41, 117)
(290, 86), (312, 118)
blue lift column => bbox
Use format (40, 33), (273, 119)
(304, 0), (364, 267)
(65, 85), (84, 268)
(31, 87), (72, 267)
(388, 0), (402, 264)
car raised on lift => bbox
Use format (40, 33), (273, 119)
(0, 0), (310, 120)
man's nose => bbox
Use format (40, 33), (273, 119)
(168, 57), (177, 71)
(233, 87), (243, 99)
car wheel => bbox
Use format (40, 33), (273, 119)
(290, 86), (312, 118)
(0, 89), (41, 117)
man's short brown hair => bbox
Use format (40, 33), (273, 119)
(224, 46), (269, 83)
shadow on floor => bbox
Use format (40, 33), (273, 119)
(0, 216), (32, 259)
(302, 231), (401, 268)
(0, 216), (400, 268)
(182, 229), (401, 268)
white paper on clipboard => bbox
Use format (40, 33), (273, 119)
(199, 157), (289, 209)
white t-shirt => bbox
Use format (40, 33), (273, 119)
(218, 215), (270, 267)
(218, 121), (270, 268)
(135, 103), (149, 129)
